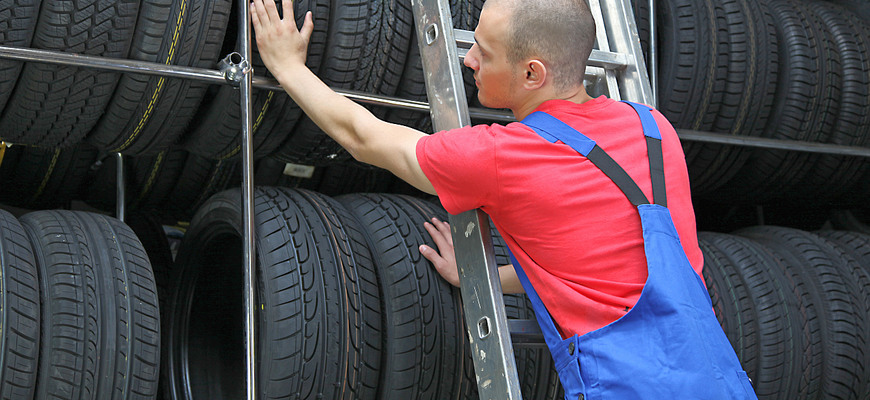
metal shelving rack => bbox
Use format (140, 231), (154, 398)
(1, 0), (870, 399)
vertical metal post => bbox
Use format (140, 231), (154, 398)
(411, 0), (523, 398)
(599, 0), (655, 105)
(648, 0), (657, 103)
(238, 0), (257, 399)
(115, 153), (125, 222)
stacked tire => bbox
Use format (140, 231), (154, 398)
(651, 0), (870, 203)
(701, 227), (870, 400)
(156, 188), (559, 400)
(0, 208), (161, 399)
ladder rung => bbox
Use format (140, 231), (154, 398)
(508, 319), (546, 347)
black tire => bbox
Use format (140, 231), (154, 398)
(688, 0), (779, 196)
(88, 0), (233, 156)
(723, 1), (842, 202)
(180, 0), (321, 161)
(21, 210), (160, 399)
(337, 193), (474, 399)
(738, 226), (869, 400)
(0, 209), (40, 399)
(82, 149), (188, 217)
(0, 0), (139, 148)
(0, 143), (100, 210)
(829, 209), (870, 234)
(0, 0), (39, 115)
(157, 152), (240, 222)
(816, 230), (870, 400)
(799, 2), (870, 200)
(656, 0), (729, 133)
(699, 232), (806, 399)
(162, 187), (381, 399)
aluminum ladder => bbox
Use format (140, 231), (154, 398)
(410, 0), (655, 398)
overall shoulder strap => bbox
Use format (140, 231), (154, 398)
(522, 111), (650, 206)
(620, 101), (667, 207)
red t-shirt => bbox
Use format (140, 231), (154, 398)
(416, 96), (703, 338)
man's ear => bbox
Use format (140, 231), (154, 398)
(523, 59), (547, 90)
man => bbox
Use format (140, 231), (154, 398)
(251, 0), (756, 397)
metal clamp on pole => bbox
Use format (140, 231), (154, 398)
(219, 52), (253, 86)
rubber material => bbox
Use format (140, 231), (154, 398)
(21, 210), (160, 399)
(88, 0), (232, 156)
(338, 193), (473, 399)
(162, 187), (381, 399)
(0, 0), (139, 148)
(0, 209), (40, 399)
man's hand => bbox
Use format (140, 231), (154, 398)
(250, 0), (313, 78)
(420, 217), (460, 287)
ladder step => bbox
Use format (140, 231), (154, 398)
(508, 319), (546, 347)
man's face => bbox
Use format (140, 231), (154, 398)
(464, 3), (521, 109)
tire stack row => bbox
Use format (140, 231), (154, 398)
(154, 187), (560, 399)
(0, 208), (160, 399)
(649, 0), (870, 203)
(0, 0), (482, 166)
(701, 227), (870, 400)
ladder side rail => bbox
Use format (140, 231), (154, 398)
(411, 0), (523, 398)
(598, 0), (655, 105)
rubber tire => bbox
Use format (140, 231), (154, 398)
(799, 2), (870, 201)
(0, 0), (139, 148)
(722, 1), (842, 202)
(699, 232), (805, 399)
(0, 209), (40, 399)
(816, 230), (870, 400)
(687, 0), (779, 196)
(337, 193), (474, 399)
(21, 210), (160, 399)
(738, 226), (869, 400)
(162, 187), (381, 399)
(0, 143), (100, 210)
(88, 0), (233, 156)
(0, 0), (39, 115)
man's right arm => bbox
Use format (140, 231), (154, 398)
(251, 0), (436, 195)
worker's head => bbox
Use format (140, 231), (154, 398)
(464, 0), (596, 111)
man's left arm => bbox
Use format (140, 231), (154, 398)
(251, 0), (435, 195)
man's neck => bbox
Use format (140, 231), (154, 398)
(512, 85), (594, 121)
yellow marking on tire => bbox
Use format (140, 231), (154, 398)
(221, 91), (275, 160)
(0, 142), (6, 170)
(31, 148), (61, 202)
(113, 0), (188, 152)
(133, 151), (166, 209)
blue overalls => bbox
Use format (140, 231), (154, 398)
(506, 101), (757, 399)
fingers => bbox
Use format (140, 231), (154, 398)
(300, 11), (314, 41)
(281, 0), (296, 22)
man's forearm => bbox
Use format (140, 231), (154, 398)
(272, 64), (375, 161)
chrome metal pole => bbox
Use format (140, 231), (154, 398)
(115, 153), (125, 222)
(237, 1), (257, 399)
(649, 0), (657, 103)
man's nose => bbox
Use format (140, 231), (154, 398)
(463, 44), (479, 70)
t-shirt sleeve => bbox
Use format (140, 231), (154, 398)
(416, 125), (498, 214)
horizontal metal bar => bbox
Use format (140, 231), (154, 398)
(678, 130), (870, 158)
(3, 45), (868, 157)
(0, 45), (227, 84)
(508, 319), (546, 348)
(455, 28), (475, 48)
